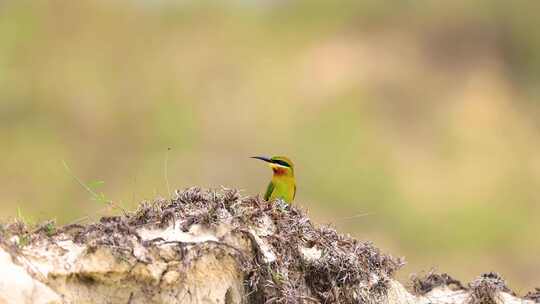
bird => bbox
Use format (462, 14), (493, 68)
(252, 156), (296, 204)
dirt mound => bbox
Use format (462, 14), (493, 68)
(1, 187), (404, 303)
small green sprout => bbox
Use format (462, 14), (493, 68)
(44, 222), (56, 237)
(18, 234), (30, 248)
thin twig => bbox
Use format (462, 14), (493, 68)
(164, 148), (171, 198)
(338, 212), (374, 221)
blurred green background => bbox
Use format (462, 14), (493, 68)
(1, 0), (539, 291)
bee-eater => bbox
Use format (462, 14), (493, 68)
(252, 156), (296, 204)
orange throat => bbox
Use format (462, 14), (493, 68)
(272, 167), (288, 176)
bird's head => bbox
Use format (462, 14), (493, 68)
(252, 155), (294, 176)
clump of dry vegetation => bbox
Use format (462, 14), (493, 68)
(0, 187), (404, 303)
(410, 270), (465, 295)
(409, 270), (532, 304)
(467, 272), (514, 304)
(525, 288), (540, 303)
(165, 187), (403, 303)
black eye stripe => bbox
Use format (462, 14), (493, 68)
(273, 160), (291, 167)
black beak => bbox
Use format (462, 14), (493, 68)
(251, 156), (273, 163)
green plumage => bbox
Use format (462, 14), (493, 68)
(264, 182), (275, 201)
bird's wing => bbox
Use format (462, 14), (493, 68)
(264, 181), (274, 201)
(293, 184), (296, 200)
